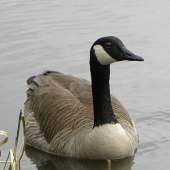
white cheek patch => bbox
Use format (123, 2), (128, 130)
(93, 45), (117, 65)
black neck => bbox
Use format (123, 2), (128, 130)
(90, 50), (118, 127)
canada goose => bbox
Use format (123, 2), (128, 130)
(24, 36), (144, 160)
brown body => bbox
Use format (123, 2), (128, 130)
(24, 71), (137, 158)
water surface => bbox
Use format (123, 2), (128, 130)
(0, 0), (170, 169)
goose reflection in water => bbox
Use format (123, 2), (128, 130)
(25, 146), (134, 170)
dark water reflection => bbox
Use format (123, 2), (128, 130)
(25, 146), (133, 170)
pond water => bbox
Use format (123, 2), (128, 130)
(1, 0), (170, 169)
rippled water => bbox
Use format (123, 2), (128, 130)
(1, 0), (170, 169)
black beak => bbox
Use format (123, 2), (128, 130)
(123, 48), (144, 61)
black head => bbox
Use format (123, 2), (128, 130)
(90, 36), (144, 65)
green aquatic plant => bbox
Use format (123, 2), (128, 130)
(0, 110), (25, 170)
(0, 130), (8, 148)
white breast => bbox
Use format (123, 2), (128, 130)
(66, 123), (138, 159)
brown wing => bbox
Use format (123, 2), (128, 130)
(24, 71), (93, 144)
(24, 71), (133, 145)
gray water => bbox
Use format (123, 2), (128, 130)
(0, 0), (170, 169)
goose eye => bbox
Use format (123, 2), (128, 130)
(105, 42), (112, 48)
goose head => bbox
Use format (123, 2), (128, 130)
(90, 36), (144, 65)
